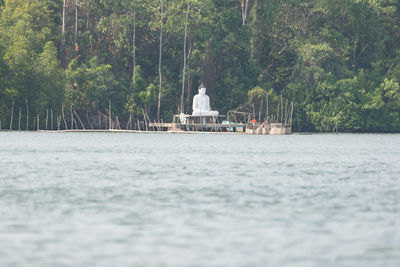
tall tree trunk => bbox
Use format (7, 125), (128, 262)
(241, 0), (249, 25)
(75, 0), (78, 50)
(132, 7), (136, 82)
(157, 0), (164, 122)
(180, 4), (189, 114)
(86, 0), (90, 30)
(61, 0), (67, 66)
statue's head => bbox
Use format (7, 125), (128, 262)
(199, 84), (206, 96)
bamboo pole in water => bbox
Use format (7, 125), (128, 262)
(18, 108), (21, 131)
(10, 100), (14, 131)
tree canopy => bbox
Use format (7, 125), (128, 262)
(1, 0), (400, 131)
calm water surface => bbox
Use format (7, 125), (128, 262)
(0, 132), (399, 267)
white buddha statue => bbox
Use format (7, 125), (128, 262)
(192, 84), (219, 116)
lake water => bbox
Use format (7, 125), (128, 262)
(0, 132), (399, 267)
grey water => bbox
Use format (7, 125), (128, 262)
(0, 132), (399, 267)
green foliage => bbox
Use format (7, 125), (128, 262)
(65, 58), (118, 110)
(1, 0), (400, 131)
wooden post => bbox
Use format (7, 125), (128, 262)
(37, 114), (40, 130)
(10, 100), (14, 131)
(46, 109), (49, 130)
(280, 94), (283, 124)
(86, 110), (93, 129)
(26, 99), (29, 131)
(108, 100), (112, 130)
(33, 116), (36, 131)
(266, 93), (269, 123)
(51, 109), (53, 130)
(73, 110), (85, 130)
(62, 103), (68, 130)
(276, 104), (280, 123)
(284, 99), (288, 126)
(289, 101), (294, 129)
(70, 106), (73, 129)
(18, 108), (21, 131)
(116, 116), (121, 130)
(57, 116), (61, 131)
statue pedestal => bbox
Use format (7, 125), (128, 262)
(192, 110), (219, 116)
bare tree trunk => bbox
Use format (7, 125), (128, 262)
(61, 0), (67, 66)
(9, 100), (14, 131)
(180, 4), (190, 114)
(157, 0), (164, 122)
(86, 0), (90, 30)
(37, 114), (40, 131)
(132, 7), (136, 82)
(241, 0), (250, 25)
(74, 110), (86, 130)
(75, 0), (78, 50)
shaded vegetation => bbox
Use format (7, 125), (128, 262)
(1, 0), (400, 132)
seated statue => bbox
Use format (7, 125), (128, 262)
(192, 84), (219, 116)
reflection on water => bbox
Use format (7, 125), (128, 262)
(0, 132), (399, 267)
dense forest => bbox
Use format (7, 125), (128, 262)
(1, 0), (400, 132)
